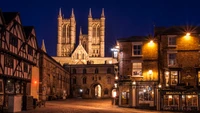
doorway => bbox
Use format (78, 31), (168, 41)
(94, 84), (101, 98)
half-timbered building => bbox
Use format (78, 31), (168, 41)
(0, 10), (38, 112)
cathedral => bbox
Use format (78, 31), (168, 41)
(53, 8), (118, 98)
(53, 8), (116, 65)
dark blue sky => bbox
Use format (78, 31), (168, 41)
(1, 0), (200, 56)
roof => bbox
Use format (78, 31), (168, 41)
(23, 26), (34, 38)
(2, 12), (18, 25)
(154, 26), (200, 36)
(117, 36), (148, 42)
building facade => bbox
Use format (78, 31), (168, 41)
(39, 41), (70, 101)
(0, 10), (39, 112)
(116, 26), (200, 112)
(53, 8), (115, 65)
(116, 36), (159, 109)
(155, 26), (200, 111)
(64, 64), (117, 98)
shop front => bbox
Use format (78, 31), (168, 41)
(160, 90), (200, 111)
(119, 81), (157, 109)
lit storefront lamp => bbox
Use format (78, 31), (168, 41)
(148, 70), (153, 80)
(185, 32), (191, 39)
(148, 40), (154, 46)
(158, 84), (162, 89)
(34, 80), (37, 84)
(114, 83), (117, 88)
(132, 81), (136, 85)
(115, 76), (118, 80)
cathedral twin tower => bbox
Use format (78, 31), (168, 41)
(57, 8), (105, 57)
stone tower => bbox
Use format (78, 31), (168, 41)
(57, 8), (76, 56)
(88, 8), (105, 57)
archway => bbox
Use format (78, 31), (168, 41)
(94, 84), (101, 98)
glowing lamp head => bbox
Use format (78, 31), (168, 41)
(34, 81), (37, 84)
(186, 33), (190, 36)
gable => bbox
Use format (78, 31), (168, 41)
(71, 44), (89, 61)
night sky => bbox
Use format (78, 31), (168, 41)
(1, 0), (200, 56)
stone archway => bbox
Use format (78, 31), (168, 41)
(91, 83), (102, 98)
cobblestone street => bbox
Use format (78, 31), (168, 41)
(18, 98), (183, 113)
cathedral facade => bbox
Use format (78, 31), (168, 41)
(53, 8), (113, 65)
(53, 8), (118, 98)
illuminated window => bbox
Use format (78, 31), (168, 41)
(168, 36), (176, 46)
(132, 63), (142, 76)
(170, 71), (178, 85)
(138, 86), (154, 104)
(198, 71), (200, 86)
(163, 95), (179, 110)
(132, 45), (142, 56)
(168, 53), (176, 66)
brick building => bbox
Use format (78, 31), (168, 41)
(116, 26), (200, 112)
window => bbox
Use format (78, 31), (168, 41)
(198, 71), (200, 86)
(138, 86), (154, 104)
(132, 45), (142, 56)
(73, 68), (76, 74)
(170, 71), (178, 85)
(28, 45), (33, 55)
(83, 77), (86, 84)
(107, 68), (111, 74)
(163, 95), (179, 110)
(104, 88), (108, 95)
(132, 63), (142, 76)
(9, 35), (18, 47)
(168, 53), (176, 66)
(99, 77), (101, 80)
(5, 55), (13, 68)
(95, 68), (98, 74)
(83, 68), (87, 74)
(168, 36), (176, 46)
(24, 63), (28, 72)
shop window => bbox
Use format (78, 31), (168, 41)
(198, 71), (200, 86)
(5, 80), (14, 94)
(163, 95), (179, 110)
(182, 95), (198, 110)
(121, 91), (129, 105)
(165, 71), (169, 87)
(170, 71), (178, 85)
(138, 86), (154, 104)
(132, 63), (142, 77)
